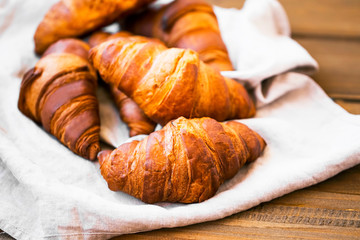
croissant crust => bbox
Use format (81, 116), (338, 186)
(89, 37), (255, 126)
(19, 39), (100, 160)
(88, 31), (157, 137)
(34, 0), (155, 54)
(98, 117), (266, 203)
(122, 0), (233, 71)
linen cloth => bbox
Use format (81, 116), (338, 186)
(0, 0), (359, 239)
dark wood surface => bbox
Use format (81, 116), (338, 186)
(1, 0), (359, 239)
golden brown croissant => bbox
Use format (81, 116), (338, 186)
(98, 117), (266, 203)
(89, 37), (255, 126)
(88, 31), (157, 137)
(110, 87), (156, 137)
(34, 0), (155, 54)
(122, 0), (233, 71)
(88, 30), (164, 48)
(18, 38), (100, 160)
(88, 31), (133, 48)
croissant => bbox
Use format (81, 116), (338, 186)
(88, 31), (133, 48)
(122, 0), (233, 71)
(34, 0), (155, 54)
(88, 30), (164, 47)
(110, 86), (157, 137)
(88, 31), (157, 137)
(98, 117), (266, 203)
(18, 38), (100, 160)
(89, 37), (255, 126)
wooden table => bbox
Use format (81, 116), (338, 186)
(1, 0), (359, 239)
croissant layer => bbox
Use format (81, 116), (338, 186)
(122, 0), (233, 71)
(34, 0), (155, 54)
(88, 31), (157, 137)
(89, 37), (255, 126)
(18, 39), (100, 160)
(98, 117), (266, 203)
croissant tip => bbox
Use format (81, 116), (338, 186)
(97, 149), (112, 165)
(34, 40), (46, 56)
(129, 129), (147, 137)
(87, 142), (100, 161)
(129, 130), (137, 137)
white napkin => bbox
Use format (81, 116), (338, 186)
(0, 0), (359, 240)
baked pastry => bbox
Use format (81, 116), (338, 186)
(89, 37), (255, 126)
(18, 38), (100, 160)
(88, 31), (133, 48)
(88, 31), (157, 137)
(88, 30), (165, 47)
(122, 0), (233, 71)
(109, 86), (157, 137)
(34, 0), (155, 54)
(98, 117), (266, 203)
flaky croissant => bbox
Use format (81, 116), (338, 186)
(89, 37), (255, 126)
(88, 31), (133, 48)
(110, 88), (156, 137)
(18, 38), (100, 160)
(34, 0), (155, 54)
(98, 117), (266, 203)
(88, 31), (157, 137)
(122, 0), (233, 71)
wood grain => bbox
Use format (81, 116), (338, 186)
(208, 0), (360, 38)
(335, 99), (360, 115)
(279, 0), (360, 38)
(295, 37), (360, 99)
(112, 165), (360, 239)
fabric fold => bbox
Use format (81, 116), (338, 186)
(215, 0), (318, 88)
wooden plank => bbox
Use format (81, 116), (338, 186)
(294, 37), (360, 99)
(207, 0), (245, 9)
(115, 204), (360, 239)
(208, 0), (360, 38)
(270, 190), (360, 210)
(279, 0), (360, 38)
(334, 99), (360, 115)
(113, 165), (360, 239)
(309, 164), (360, 194)
(228, 204), (360, 227)
(0, 231), (13, 240)
(116, 224), (360, 240)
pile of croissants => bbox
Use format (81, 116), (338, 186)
(18, 0), (266, 203)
